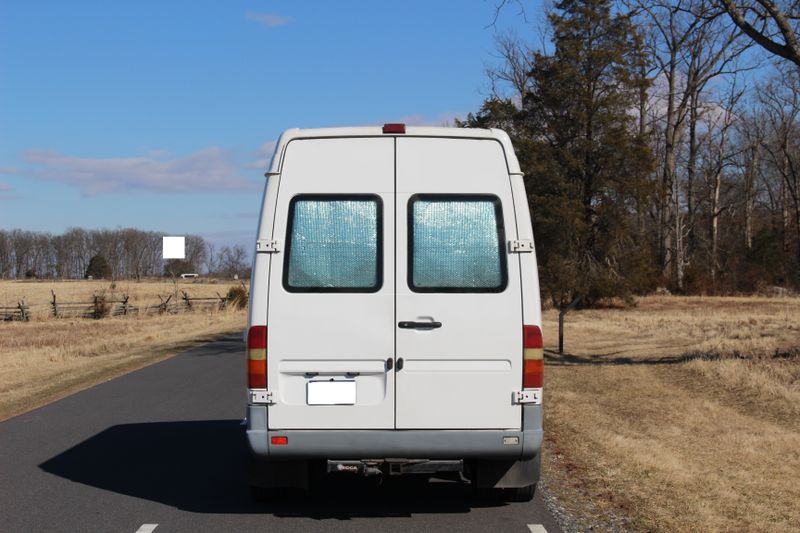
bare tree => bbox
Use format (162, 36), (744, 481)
(486, 31), (536, 101)
(628, 0), (751, 288)
(697, 79), (745, 289)
(758, 68), (800, 280)
(717, 0), (800, 66)
(216, 245), (248, 279)
(185, 235), (208, 273)
(0, 230), (12, 279)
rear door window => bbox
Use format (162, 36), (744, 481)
(284, 195), (382, 292)
(408, 194), (507, 292)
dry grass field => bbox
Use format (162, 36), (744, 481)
(541, 296), (800, 532)
(0, 280), (247, 420)
(3, 282), (798, 531)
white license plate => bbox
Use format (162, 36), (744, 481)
(307, 380), (356, 405)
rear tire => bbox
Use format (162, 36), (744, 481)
(250, 485), (279, 503)
(503, 482), (536, 502)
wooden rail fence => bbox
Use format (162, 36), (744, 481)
(45, 290), (231, 319)
(0, 301), (29, 321)
(0, 285), (245, 323)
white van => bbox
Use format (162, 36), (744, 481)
(245, 124), (544, 501)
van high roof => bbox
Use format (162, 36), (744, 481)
(265, 125), (522, 177)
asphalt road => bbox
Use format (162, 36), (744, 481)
(0, 335), (562, 533)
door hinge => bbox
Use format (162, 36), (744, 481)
(509, 239), (534, 253)
(513, 389), (542, 405)
(249, 390), (275, 404)
(256, 239), (281, 253)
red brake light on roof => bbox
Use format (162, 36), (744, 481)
(383, 123), (406, 134)
(523, 325), (544, 388)
(247, 325), (267, 389)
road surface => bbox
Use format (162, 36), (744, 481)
(0, 334), (561, 532)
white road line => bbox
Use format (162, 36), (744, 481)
(135, 525), (158, 533)
(527, 525), (548, 533)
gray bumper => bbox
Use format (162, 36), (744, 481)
(246, 404), (543, 461)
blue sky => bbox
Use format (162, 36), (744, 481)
(0, 1), (536, 249)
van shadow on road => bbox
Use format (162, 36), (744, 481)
(38, 420), (507, 518)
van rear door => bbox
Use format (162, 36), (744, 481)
(267, 137), (395, 429)
(395, 137), (523, 430)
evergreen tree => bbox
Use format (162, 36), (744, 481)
(463, 0), (654, 305)
(85, 254), (111, 279)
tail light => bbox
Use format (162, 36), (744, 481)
(523, 325), (543, 388)
(247, 325), (267, 388)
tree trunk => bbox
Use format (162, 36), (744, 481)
(687, 91), (698, 257)
(711, 170), (722, 292)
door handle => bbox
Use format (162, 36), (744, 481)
(398, 321), (442, 329)
(396, 357), (404, 371)
(386, 358), (393, 371)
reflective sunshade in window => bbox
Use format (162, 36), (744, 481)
(409, 196), (506, 292)
(285, 196), (381, 292)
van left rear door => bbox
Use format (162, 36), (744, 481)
(267, 137), (395, 430)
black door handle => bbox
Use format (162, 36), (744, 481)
(386, 358), (393, 371)
(398, 321), (442, 329)
(396, 357), (404, 371)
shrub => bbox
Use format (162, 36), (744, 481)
(226, 285), (248, 309)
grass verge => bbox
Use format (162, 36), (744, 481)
(540, 296), (800, 532)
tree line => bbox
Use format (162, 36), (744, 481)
(0, 228), (249, 280)
(465, 0), (800, 304)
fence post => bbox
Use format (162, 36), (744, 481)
(558, 295), (582, 354)
(51, 290), (59, 318)
(182, 290), (192, 311)
(18, 300), (29, 322)
(122, 294), (129, 315)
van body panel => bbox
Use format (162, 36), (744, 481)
(261, 428), (541, 460)
(509, 174), (543, 327)
(248, 173), (281, 330)
(395, 137), (523, 429)
(266, 137), (396, 429)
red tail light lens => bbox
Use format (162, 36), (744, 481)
(523, 325), (544, 388)
(271, 436), (288, 445)
(523, 325), (543, 349)
(247, 325), (267, 388)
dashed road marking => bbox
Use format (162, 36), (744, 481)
(135, 525), (158, 533)
(527, 525), (547, 533)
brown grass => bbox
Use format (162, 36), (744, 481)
(541, 296), (800, 532)
(0, 280), (247, 421)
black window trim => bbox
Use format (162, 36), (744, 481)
(283, 194), (383, 293)
(407, 193), (508, 293)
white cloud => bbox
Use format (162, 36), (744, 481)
(22, 147), (259, 196)
(242, 140), (278, 170)
(0, 181), (16, 200)
(246, 12), (292, 28)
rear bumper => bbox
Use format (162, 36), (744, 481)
(245, 404), (543, 461)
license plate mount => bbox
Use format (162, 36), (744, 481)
(307, 380), (356, 405)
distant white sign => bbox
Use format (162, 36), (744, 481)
(162, 236), (185, 259)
